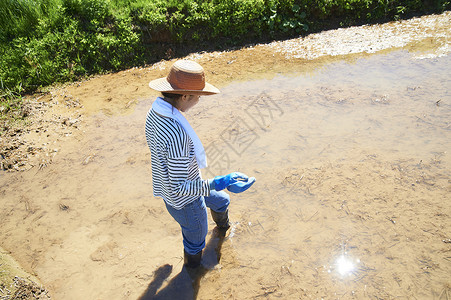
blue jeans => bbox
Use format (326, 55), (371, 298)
(165, 190), (230, 255)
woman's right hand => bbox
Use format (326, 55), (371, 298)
(211, 172), (249, 191)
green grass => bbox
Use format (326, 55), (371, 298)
(0, 0), (449, 105)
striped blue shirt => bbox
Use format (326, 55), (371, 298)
(145, 108), (211, 209)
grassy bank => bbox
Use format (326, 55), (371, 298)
(0, 0), (450, 103)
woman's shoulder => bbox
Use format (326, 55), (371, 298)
(148, 110), (188, 138)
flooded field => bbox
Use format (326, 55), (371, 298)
(1, 13), (450, 300)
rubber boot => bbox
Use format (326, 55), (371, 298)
(210, 209), (230, 230)
(184, 249), (202, 269)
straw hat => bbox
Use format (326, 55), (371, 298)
(149, 60), (220, 95)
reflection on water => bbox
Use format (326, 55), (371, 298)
(333, 254), (358, 277)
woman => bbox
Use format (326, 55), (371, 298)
(145, 60), (255, 268)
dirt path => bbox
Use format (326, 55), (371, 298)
(0, 12), (450, 300)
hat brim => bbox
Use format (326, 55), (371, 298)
(149, 77), (220, 95)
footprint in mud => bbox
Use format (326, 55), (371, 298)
(89, 241), (119, 262)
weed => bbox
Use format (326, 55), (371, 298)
(0, 0), (449, 104)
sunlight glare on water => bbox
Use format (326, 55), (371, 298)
(334, 254), (358, 277)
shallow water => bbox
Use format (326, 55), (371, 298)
(1, 32), (451, 300)
(194, 51), (450, 299)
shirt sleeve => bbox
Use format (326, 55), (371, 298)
(167, 156), (211, 197)
(165, 126), (211, 197)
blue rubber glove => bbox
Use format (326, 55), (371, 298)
(211, 172), (249, 191)
(227, 177), (256, 193)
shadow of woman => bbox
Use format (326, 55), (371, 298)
(138, 227), (228, 300)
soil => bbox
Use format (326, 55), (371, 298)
(0, 11), (450, 300)
(0, 247), (50, 299)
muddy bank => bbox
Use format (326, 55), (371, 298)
(0, 247), (51, 299)
(0, 11), (450, 300)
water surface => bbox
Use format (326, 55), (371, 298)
(1, 42), (450, 300)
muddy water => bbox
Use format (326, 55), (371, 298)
(1, 22), (451, 300)
(194, 51), (450, 299)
